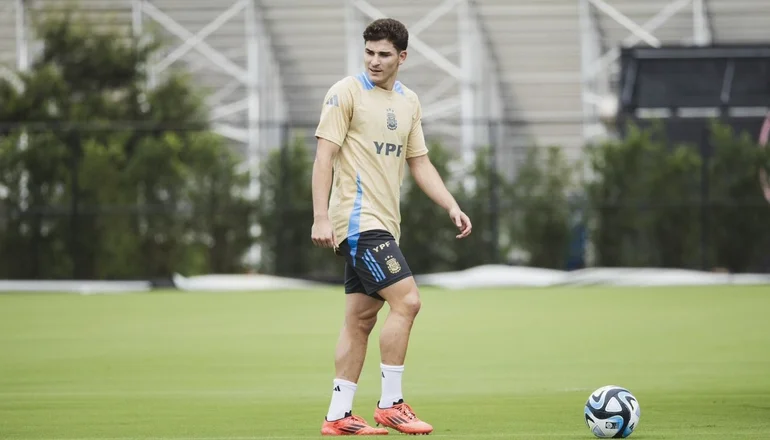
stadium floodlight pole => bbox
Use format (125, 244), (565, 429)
(458, 0), (475, 160)
(14, 0), (28, 211)
(466, 0), (504, 149)
(345, 0), (363, 77)
(15, 0), (27, 72)
(132, 0), (160, 89)
(244, 0), (261, 270)
(579, 0), (607, 141)
(692, 0), (713, 46)
(245, 0), (260, 202)
(131, 0), (143, 37)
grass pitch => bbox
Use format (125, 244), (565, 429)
(1, 285), (769, 439)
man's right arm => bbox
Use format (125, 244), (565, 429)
(312, 138), (340, 220)
(310, 138), (340, 248)
(311, 78), (354, 248)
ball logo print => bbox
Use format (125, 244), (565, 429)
(584, 385), (641, 438)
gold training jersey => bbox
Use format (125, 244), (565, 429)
(315, 72), (428, 246)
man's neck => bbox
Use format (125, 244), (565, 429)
(373, 74), (397, 91)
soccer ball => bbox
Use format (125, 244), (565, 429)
(584, 385), (640, 438)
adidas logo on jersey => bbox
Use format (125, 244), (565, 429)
(326, 94), (339, 107)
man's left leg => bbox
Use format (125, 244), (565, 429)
(377, 276), (421, 404)
(372, 276), (433, 435)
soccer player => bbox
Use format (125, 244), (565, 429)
(311, 18), (472, 436)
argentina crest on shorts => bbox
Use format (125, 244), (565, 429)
(385, 255), (401, 274)
(386, 108), (397, 130)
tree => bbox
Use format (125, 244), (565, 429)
(584, 123), (702, 268)
(255, 135), (342, 279)
(450, 146), (507, 270)
(509, 145), (575, 269)
(0, 7), (253, 279)
(706, 120), (770, 271)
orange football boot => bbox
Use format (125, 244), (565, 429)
(321, 411), (389, 436)
(373, 399), (433, 435)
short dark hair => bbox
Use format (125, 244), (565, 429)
(363, 18), (409, 52)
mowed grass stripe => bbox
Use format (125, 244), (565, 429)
(1, 286), (768, 439)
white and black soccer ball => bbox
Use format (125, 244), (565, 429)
(584, 385), (641, 438)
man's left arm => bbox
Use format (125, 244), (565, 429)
(405, 99), (472, 239)
(407, 155), (456, 210)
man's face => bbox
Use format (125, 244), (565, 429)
(364, 39), (406, 86)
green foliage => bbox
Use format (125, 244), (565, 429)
(706, 121), (770, 271)
(509, 146), (575, 269)
(646, 136), (703, 268)
(184, 133), (255, 275)
(584, 120), (770, 271)
(450, 147), (506, 270)
(255, 135), (341, 278)
(0, 8), (253, 279)
(585, 123), (703, 268)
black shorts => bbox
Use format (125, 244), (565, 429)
(335, 229), (413, 301)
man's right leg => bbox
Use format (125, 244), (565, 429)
(327, 291), (384, 416)
(322, 263), (388, 436)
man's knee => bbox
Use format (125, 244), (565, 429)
(345, 294), (383, 335)
(353, 313), (378, 334)
(391, 286), (421, 319)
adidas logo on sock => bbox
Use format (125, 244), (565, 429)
(333, 385), (341, 391)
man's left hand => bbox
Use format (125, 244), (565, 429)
(448, 206), (472, 239)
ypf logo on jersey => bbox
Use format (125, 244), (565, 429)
(373, 141), (403, 157)
(386, 108), (398, 130)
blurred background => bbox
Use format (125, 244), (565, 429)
(1, 0), (769, 286)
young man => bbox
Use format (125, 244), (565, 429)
(311, 18), (472, 436)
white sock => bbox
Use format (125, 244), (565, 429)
(379, 363), (405, 408)
(326, 378), (357, 421)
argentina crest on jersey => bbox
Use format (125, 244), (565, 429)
(386, 108), (398, 131)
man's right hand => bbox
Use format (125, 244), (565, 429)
(311, 216), (336, 248)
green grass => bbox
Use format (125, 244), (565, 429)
(1, 286), (769, 439)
